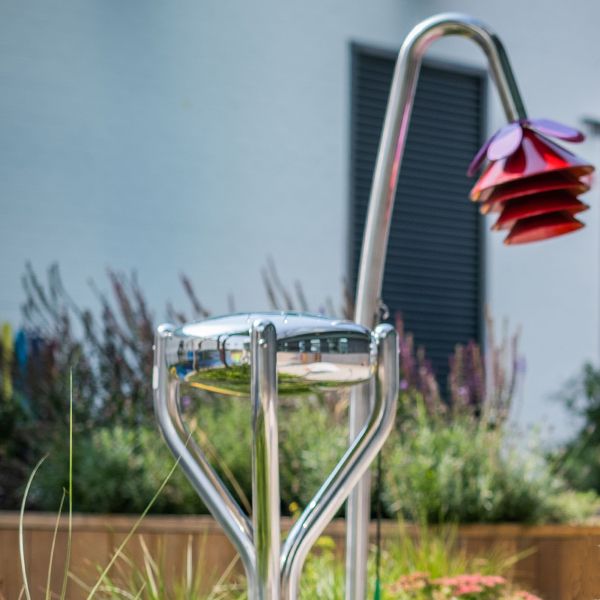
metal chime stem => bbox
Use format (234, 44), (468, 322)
(347, 13), (528, 600)
(251, 321), (281, 600)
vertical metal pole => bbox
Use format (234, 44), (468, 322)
(347, 13), (528, 600)
(251, 320), (281, 600)
(345, 385), (372, 600)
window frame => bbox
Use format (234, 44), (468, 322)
(347, 41), (489, 358)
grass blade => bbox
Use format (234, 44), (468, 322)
(132, 581), (147, 600)
(206, 554), (240, 600)
(19, 454), (48, 600)
(85, 455), (182, 600)
(45, 488), (67, 600)
(197, 428), (251, 514)
(139, 536), (159, 597)
(60, 369), (74, 600)
(186, 534), (193, 594)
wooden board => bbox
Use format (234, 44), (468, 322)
(3, 513), (600, 598)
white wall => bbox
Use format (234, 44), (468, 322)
(1, 0), (598, 438)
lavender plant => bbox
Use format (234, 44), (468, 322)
(1, 263), (190, 508)
(395, 310), (522, 423)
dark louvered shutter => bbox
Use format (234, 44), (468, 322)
(350, 47), (486, 391)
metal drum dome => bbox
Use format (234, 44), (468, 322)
(162, 312), (376, 396)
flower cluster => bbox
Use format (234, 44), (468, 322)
(432, 573), (506, 596)
(388, 572), (429, 593)
(387, 571), (543, 599)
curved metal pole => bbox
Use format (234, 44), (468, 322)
(153, 324), (257, 593)
(347, 13), (528, 600)
(281, 324), (398, 600)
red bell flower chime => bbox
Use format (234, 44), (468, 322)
(467, 119), (594, 244)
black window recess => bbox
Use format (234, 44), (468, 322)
(350, 46), (486, 390)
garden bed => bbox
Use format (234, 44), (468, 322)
(1, 512), (599, 600)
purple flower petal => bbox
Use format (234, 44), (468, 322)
(487, 122), (523, 161)
(527, 118), (585, 142)
(467, 135), (495, 177)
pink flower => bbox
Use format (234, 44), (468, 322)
(431, 573), (508, 594)
(455, 583), (484, 595)
(513, 592), (543, 600)
(478, 575), (507, 587)
(387, 572), (429, 592)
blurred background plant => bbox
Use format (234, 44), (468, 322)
(1, 263), (157, 508)
(550, 362), (600, 496)
(1, 262), (598, 526)
(383, 401), (598, 524)
(395, 309), (520, 424)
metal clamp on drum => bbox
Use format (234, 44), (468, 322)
(153, 312), (398, 600)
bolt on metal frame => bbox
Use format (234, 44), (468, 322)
(347, 12), (527, 600)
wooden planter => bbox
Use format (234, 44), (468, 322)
(1, 512), (599, 599)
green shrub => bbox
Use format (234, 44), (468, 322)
(383, 401), (599, 524)
(28, 394), (349, 516)
(278, 397), (347, 512)
(27, 392), (598, 524)
(30, 426), (204, 514)
(551, 362), (600, 495)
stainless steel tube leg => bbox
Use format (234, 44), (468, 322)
(153, 324), (257, 593)
(251, 320), (281, 600)
(345, 384), (372, 600)
(281, 324), (398, 600)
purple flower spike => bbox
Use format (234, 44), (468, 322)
(526, 118), (585, 143)
(487, 122), (523, 161)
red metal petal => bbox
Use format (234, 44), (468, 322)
(477, 171), (590, 203)
(476, 172), (590, 214)
(470, 129), (594, 200)
(492, 192), (589, 230)
(504, 212), (585, 245)
(487, 123), (523, 161)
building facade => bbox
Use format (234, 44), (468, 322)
(1, 0), (599, 437)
